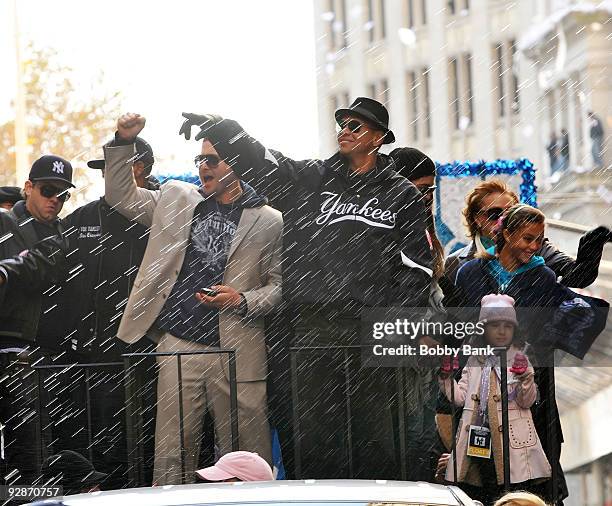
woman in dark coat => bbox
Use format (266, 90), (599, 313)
(454, 204), (609, 505)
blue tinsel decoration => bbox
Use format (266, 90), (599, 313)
(435, 158), (537, 207)
(158, 159), (537, 251)
(159, 159), (537, 207)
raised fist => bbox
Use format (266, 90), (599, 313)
(510, 352), (528, 376)
(117, 113), (145, 141)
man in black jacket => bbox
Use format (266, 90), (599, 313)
(180, 98), (433, 479)
(58, 137), (159, 488)
(0, 155), (75, 348)
(1, 234), (70, 487)
(62, 137), (158, 358)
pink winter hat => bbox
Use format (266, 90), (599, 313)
(479, 294), (518, 326)
(196, 451), (273, 482)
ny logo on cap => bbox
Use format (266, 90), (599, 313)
(52, 161), (65, 174)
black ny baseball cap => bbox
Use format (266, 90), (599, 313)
(29, 155), (75, 188)
(87, 136), (154, 170)
(40, 450), (108, 493)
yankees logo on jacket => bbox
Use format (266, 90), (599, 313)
(202, 119), (433, 311)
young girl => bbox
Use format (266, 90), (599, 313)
(439, 294), (551, 503)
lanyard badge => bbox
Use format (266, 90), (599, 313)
(467, 425), (492, 459)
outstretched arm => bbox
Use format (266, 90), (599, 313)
(0, 234), (69, 305)
(542, 226), (611, 288)
(180, 113), (324, 211)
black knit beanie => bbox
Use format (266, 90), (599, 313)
(389, 147), (436, 181)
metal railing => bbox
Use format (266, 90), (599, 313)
(122, 349), (238, 485)
(26, 347), (238, 487)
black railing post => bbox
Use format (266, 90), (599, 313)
(176, 354), (186, 485)
(290, 349), (302, 479)
(396, 368), (407, 481)
(84, 368), (94, 463)
(228, 351), (239, 452)
(547, 358), (558, 504)
(498, 347), (511, 490)
(450, 369), (458, 485)
(343, 348), (354, 478)
(122, 355), (138, 486)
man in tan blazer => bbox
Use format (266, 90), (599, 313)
(103, 113), (282, 485)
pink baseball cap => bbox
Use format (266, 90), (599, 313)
(196, 451), (273, 482)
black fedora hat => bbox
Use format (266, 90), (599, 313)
(334, 97), (395, 144)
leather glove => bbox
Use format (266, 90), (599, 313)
(1, 234), (70, 290)
(179, 112), (229, 142)
(179, 112), (213, 140)
(509, 352), (528, 376)
(579, 226), (612, 252)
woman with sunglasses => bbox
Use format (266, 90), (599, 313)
(444, 179), (610, 293)
(454, 204), (609, 506)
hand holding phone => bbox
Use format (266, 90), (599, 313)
(199, 287), (218, 297)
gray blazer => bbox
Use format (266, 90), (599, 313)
(103, 144), (282, 382)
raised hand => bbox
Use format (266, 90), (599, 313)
(440, 355), (459, 378)
(510, 352), (528, 376)
(117, 113), (145, 141)
(179, 112), (223, 140)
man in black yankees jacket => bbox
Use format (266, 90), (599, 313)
(180, 98), (433, 480)
(58, 137), (159, 488)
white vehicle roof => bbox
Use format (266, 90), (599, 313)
(29, 480), (480, 506)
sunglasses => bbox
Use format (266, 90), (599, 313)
(416, 184), (437, 196)
(336, 119), (365, 134)
(37, 184), (71, 202)
(194, 154), (221, 169)
(484, 207), (505, 221)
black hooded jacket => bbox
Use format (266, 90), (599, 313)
(60, 197), (151, 358)
(201, 119), (433, 313)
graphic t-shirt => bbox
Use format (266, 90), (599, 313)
(155, 198), (243, 345)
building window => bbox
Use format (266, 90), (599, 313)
(406, 0), (427, 28)
(326, 0), (348, 51)
(380, 78), (389, 106)
(447, 0), (469, 15)
(406, 68), (432, 142)
(368, 82), (377, 99)
(510, 39), (520, 114)
(366, 0), (375, 42)
(407, 71), (419, 141)
(493, 42), (505, 117)
(366, 0), (385, 42)
(367, 80), (388, 106)
(463, 53), (474, 124)
(449, 53), (473, 130)
(407, 0), (414, 28)
(493, 40), (520, 118)
(449, 57), (460, 130)
(422, 67), (431, 138)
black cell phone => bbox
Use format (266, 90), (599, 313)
(199, 287), (218, 297)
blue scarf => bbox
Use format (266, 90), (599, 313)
(486, 246), (544, 292)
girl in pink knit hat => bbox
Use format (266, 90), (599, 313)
(439, 294), (550, 505)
